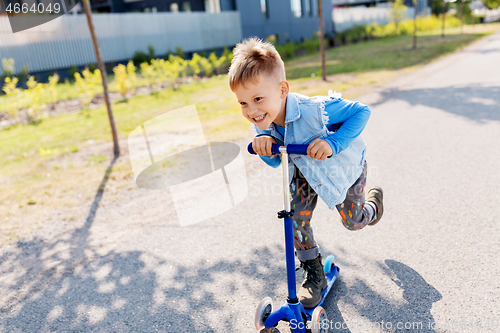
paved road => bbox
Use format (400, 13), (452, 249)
(1, 32), (499, 332)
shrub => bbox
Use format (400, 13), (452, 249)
(1, 76), (22, 119)
(148, 44), (155, 59)
(209, 52), (228, 75)
(2, 58), (14, 78)
(74, 68), (102, 108)
(176, 46), (185, 59)
(25, 76), (47, 120)
(199, 56), (213, 77)
(222, 46), (233, 65)
(113, 64), (130, 99)
(302, 38), (320, 53)
(47, 73), (59, 103)
(188, 53), (203, 76)
(140, 62), (156, 88)
(133, 51), (152, 66)
(88, 63), (97, 73)
(69, 66), (79, 81)
(276, 42), (299, 59)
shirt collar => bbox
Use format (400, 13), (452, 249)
(263, 93), (301, 134)
(285, 93), (301, 124)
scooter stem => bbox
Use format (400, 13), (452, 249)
(280, 149), (298, 302)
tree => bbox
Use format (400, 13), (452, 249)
(485, 0), (500, 8)
(82, 0), (120, 157)
(318, 0), (326, 81)
(413, 0), (417, 49)
(389, 0), (408, 34)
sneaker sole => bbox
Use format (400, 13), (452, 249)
(368, 187), (383, 226)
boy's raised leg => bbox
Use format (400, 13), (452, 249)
(335, 161), (384, 230)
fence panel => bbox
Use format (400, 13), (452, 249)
(0, 11), (242, 75)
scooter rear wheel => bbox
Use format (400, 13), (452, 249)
(324, 255), (335, 274)
(254, 297), (273, 330)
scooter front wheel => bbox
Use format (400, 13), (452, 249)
(254, 297), (273, 330)
(311, 306), (329, 333)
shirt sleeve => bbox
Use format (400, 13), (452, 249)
(321, 97), (371, 156)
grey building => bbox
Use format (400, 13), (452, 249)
(90, 0), (333, 43)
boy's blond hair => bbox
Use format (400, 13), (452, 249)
(228, 37), (286, 90)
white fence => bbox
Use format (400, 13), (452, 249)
(0, 11), (242, 75)
(332, 6), (430, 32)
(485, 7), (500, 23)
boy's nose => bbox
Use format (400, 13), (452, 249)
(249, 108), (259, 117)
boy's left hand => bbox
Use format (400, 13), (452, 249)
(307, 139), (333, 161)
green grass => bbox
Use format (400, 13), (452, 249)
(1, 26), (499, 202)
(285, 32), (490, 79)
(1, 24), (499, 245)
(2, 29), (498, 174)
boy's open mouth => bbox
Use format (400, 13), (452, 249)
(254, 114), (266, 123)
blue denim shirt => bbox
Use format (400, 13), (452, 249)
(251, 90), (370, 209)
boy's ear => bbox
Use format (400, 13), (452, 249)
(280, 80), (289, 98)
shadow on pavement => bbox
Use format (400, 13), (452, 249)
(0, 159), (442, 332)
(373, 84), (500, 123)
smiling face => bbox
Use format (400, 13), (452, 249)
(233, 74), (289, 130)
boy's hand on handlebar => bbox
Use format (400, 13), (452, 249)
(307, 139), (333, 161)
(253, 136), (279, 159)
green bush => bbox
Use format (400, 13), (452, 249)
(175, 46), (184, 59)
(88, 63), (97, 73)
(276, 42), (299, 59)
(302, 38), (320, 53)
(133, 51), (152, 66)
(69, 65), (79, 81)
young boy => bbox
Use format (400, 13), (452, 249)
(228, 37), (384, 308)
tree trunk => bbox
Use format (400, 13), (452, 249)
(413, 0), (417, 49)
(460, 0), (464, 34)
(318, 0), (326, 81)
(442, 0), (446, 38)
(83, 0), (120, 157)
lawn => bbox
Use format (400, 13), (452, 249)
(0, 24), (499, 245)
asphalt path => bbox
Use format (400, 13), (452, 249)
(1, 31), (499, 332)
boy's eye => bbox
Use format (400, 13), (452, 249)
(255, 97), (262, 102)
(240, 102), (246, 106)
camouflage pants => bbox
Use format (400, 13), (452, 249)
(290, 160), (375, 261)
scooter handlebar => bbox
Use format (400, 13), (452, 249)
(247, 143), (309, 156)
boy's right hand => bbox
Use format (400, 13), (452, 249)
(253, 136), (279, 159)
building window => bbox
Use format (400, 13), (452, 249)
(290, 0), (302, 18)
(204, 0), (221, 12)
(182, 1), (191, 12)
(304, 0), (312, 17)
(261, 0), (269, 18)
(170, 3), (179, 12)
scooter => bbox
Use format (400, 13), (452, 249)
(248, 142), (340, 333)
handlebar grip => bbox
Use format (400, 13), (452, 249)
(247, 143), (280, 155)
(247, 143), (309, 155)
(285, 144), (308, 155)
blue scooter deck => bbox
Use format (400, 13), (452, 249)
(302, 264), (340, 319)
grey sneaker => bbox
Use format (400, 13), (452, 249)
(297, 254), (327, 308)
(367, 187), (384, 226)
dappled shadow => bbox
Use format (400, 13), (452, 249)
(0, 237), (442, 332)
(372, 84), (500, 123)
(0, 157), (442, 332)
(322, 260), (441, 332)
(0, 236), (290, 331)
